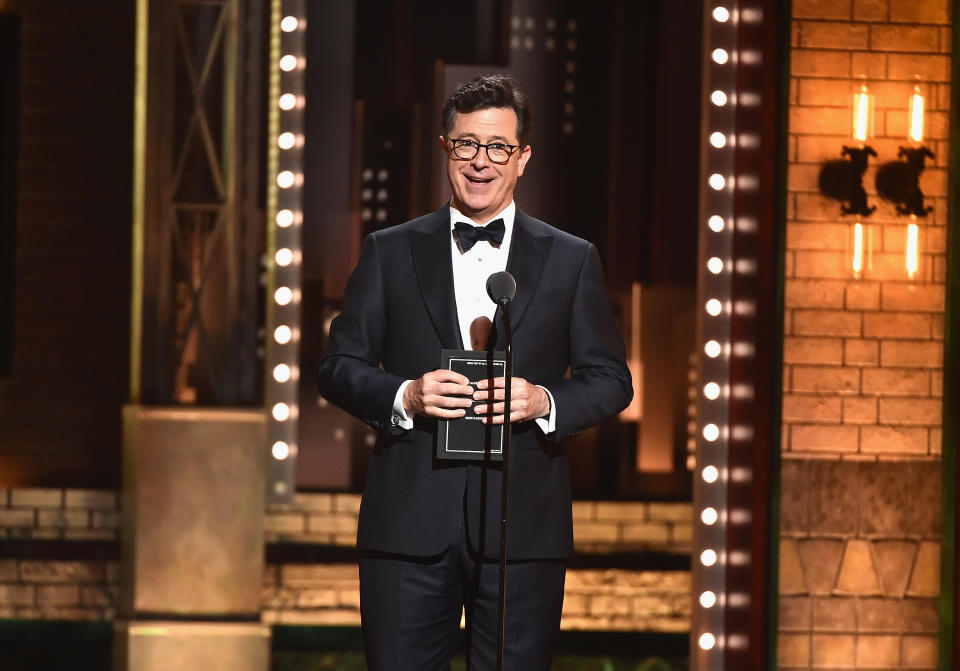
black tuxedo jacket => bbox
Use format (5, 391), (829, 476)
(318, 206), (632, 560)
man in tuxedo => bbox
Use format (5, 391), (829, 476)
(318, 74), (631, 670)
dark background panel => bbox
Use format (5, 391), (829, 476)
(0, 1), (134, 487)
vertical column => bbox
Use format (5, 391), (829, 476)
(120, 0), (270, 667)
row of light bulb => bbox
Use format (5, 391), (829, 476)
(271, 12), (305, 468)
(697, 3), (733, 656)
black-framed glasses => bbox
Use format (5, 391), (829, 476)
(447, 138), (520, 164)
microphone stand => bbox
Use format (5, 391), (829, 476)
(496, 299), (512, 671)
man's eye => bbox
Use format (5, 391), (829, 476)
(456, 140), (478, 148)
(488, 143), (507, 151)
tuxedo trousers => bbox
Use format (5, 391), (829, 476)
(358, 508), (566, 671)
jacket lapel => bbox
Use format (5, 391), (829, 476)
(505, 209), (551, 334)
(409, 210), (463, 349)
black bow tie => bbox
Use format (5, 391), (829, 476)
(454, 219), (506, 251)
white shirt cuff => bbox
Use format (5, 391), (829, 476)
(391, 380), (415, 430)
(534, 385), (556, 434)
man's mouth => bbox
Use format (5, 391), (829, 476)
(465, 175), (493, 184)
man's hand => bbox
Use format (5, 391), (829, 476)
(403, 369), (474, 419)
(473, 377), (550, 424)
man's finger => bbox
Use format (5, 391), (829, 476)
(475, 376), (506, 390)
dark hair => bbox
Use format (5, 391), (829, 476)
(441, 74), (533, 147)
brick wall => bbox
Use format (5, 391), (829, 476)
(780, 0), (949, 668)
(0, 488), (691, 632)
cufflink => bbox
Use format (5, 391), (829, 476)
(391, 415), (400, 426)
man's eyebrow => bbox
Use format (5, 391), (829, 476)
(453, 132), (514, 143)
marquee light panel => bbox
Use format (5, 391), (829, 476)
(266, 0), (306, 504)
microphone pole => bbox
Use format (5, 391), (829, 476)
(486, 271), (515, 671)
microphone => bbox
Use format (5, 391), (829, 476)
(486, 271), (516, 306)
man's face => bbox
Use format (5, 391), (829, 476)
(440, 107), (532, 224)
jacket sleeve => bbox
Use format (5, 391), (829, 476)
(542, 243), (633, 442)
(317, 233), (407, 435)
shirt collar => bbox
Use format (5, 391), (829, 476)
(449, 201), (516, 232)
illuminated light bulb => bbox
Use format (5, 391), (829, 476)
(704, 340), (722, 358)
(709, 132), (727, 148)
(273, 363), (291, 383)
(275, 248), (293, 267)
(712, 48), (729, 65)
(712, 6), (730, 22)
(702, 424), (720, 442)
(272, 402), (290, 421)
(711, 90), (727, 106)
(274, 325), (292, 344)
(279, 93), (298, 110)
(908, 86), (924, 144)
(280, 16), (299, 32)
(706, 299), (723, 316)
(277, 171), (295, 188)
(279, 55), (298, 72)
(702, 465), (720, 483)
(272, 441), (290, 460)
(707, 257), (724, 274)
(701, 507), (718, 525)
(275, 286), (293, 306)
(278, 132), (296, 150)
(700, 591), (717, 608)
(709, 173), (726, 190)
(699, 633), (717, 650)
(701, 549), (718, 566)
(906, 222), (919, 278)
(852, 222), (864, 276)
(852, 84), (874, 143)
(276, 209), (294, 227)
(708, 215), (725, 232)
(704, 382), (721, 399)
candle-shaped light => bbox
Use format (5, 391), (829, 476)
(906, 85), (924, 279)
(906, 222), (919, 278)
(908, 85), (925, 144)
(852, 222), (864, 276)
(852, 84), (874, 143)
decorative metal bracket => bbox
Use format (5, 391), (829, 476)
(875, 146), (935, 217)
(818, 145), (877, 217)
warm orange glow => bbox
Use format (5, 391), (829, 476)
(906, 221), (919, 278)
(852, 85), (873, 143)
(852, 222), (864, 276)
(908, 87), (925, 144)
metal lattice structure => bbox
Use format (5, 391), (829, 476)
(133, 0), (266, 406)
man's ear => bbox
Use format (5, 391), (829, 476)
(437, 135), (448, 152)
(517, 145), (532, 177)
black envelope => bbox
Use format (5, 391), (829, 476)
(436, 349), (510, 461)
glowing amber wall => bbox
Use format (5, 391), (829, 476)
(779, 0), (950, 668)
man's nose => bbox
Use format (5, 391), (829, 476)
(470, 149), (490, 168)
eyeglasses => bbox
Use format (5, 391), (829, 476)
(447, 138), (520, 165)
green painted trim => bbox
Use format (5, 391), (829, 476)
(264, 0), (281, 374)
(270, 625), (690, 658)
(939, 3), (960, 667)
(768, 1), (793, 668)
(129, 0), (149, 403)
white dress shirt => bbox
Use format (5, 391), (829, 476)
(391, 201), (556, 434)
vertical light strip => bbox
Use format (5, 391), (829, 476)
(266, 0), (306, 504)
(693, 2), (737, 668)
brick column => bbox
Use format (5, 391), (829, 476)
(779, 1), (949, 669)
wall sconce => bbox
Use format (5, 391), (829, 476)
(818, 84), (876, 216)
(819, 83), (876, 277)
(875, 85), (933, 280)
